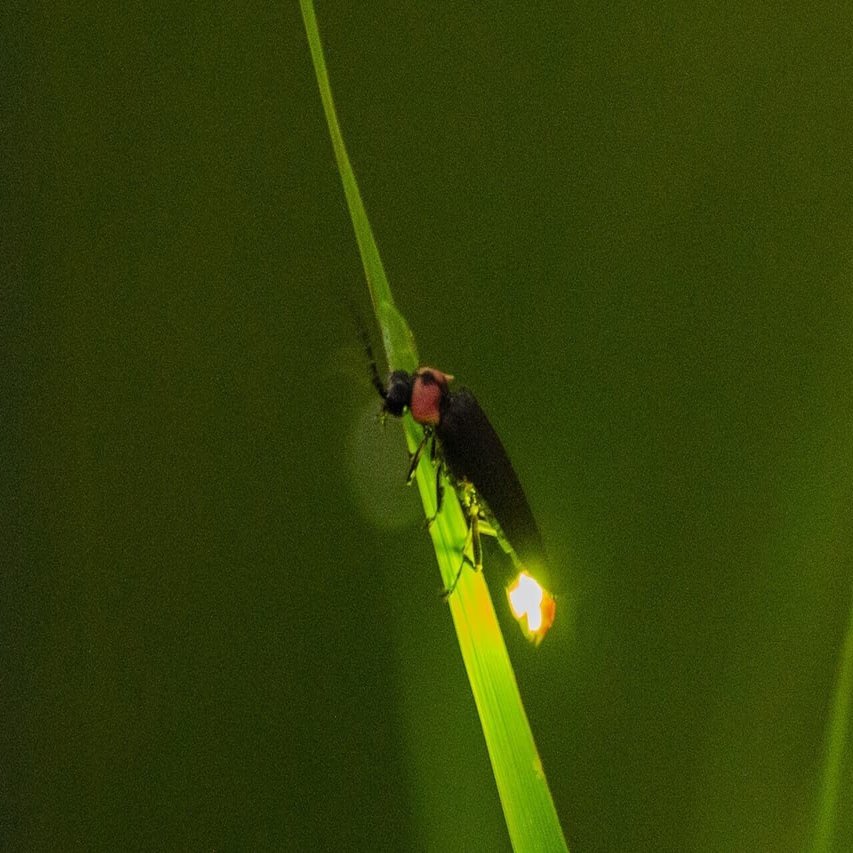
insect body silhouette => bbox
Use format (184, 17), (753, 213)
(364, 338), (546, 597)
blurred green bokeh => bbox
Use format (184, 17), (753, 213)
(4, 4), (851, 850)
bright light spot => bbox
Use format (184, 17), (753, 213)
(507, 572), (556, 644)
(509, 572), (544, 626)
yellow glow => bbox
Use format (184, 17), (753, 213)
(507, 572), (556, 643)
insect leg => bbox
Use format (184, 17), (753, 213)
(406, 428), (432, 484)
(422, 439), (445, 528)
(471, 510), (483, 571)
(431, 437), (445, 516)
(441, 489), (482, 598)
(434, 464), (444, 515)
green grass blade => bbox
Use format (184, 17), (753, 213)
(299, 0), (415, 371)
(811, 582), (853, 853)
(299, 3), (570, 849)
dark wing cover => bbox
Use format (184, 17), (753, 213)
(437, 388), (545, 569)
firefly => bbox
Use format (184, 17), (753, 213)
(362, 331), (556, 643)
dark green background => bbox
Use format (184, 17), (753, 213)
(5, 3), (852, 850)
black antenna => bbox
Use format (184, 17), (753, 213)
(349, 303), (387, 401)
